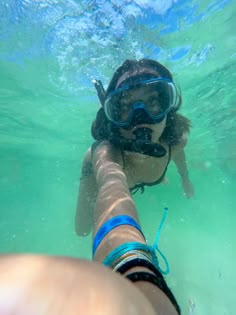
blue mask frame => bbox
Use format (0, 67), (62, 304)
(104, 77), (179, 127)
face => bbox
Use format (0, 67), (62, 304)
(118, 84), (167, 142)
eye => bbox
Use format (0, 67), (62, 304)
(121, 103), (130, 112)
(149, 97), (157, 105)
(119, 96), (131, 112)
(149, 97), (159, 107)
(148, 98), (161, 114)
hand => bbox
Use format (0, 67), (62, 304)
(0, 255), (156, 315)
(182, 178), (194, 198)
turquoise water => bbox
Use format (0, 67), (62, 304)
(0, 0), (235, 314)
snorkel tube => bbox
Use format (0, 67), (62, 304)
(92, 79), (106, 106)
(93, 80), (167, 158)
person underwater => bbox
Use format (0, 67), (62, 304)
(76, 58), (194, 236)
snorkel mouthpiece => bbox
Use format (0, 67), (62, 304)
(133, 127), (152, 142)
(109, 127), (166, 158)
(130, 127), (167, 157)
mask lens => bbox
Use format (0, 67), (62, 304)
(145, 80), (176, 114)
(104, 78), (178, 126)
(105, 94), (132, 125)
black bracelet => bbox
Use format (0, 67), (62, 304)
(126, 271), (181, 315)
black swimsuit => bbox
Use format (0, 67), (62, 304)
(129, 145), (171, 194)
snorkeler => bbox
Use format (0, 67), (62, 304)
(75, 58), (194, 236)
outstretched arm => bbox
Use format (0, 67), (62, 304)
(91, 141), (180, 315)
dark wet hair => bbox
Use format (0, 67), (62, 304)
(91, 59), (191, 146)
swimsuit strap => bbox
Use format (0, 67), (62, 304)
(130, 144), (172, 195)
(130, 183), (145, 194)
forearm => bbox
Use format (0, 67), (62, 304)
(173, 148), (194, 198)
(92, 142), (139, 230)
(173, 149), (189, 180)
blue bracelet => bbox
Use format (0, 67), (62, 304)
(93, 215), (144, 255)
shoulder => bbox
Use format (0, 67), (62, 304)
(90, 140), (124, 165)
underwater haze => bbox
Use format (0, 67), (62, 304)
(0, 0), (235, 314)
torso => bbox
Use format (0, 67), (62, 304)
(116, 143), (171, 192)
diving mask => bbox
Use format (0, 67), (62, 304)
(104, 78), (179, 128)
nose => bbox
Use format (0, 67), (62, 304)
(133, 101), (146, 110)
(132, 109), (147, 126)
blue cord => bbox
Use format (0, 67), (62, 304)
(152, 207), (170, 275)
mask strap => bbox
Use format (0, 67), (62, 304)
(92, 79), (106, 106)
(172, 82), (181, 110)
